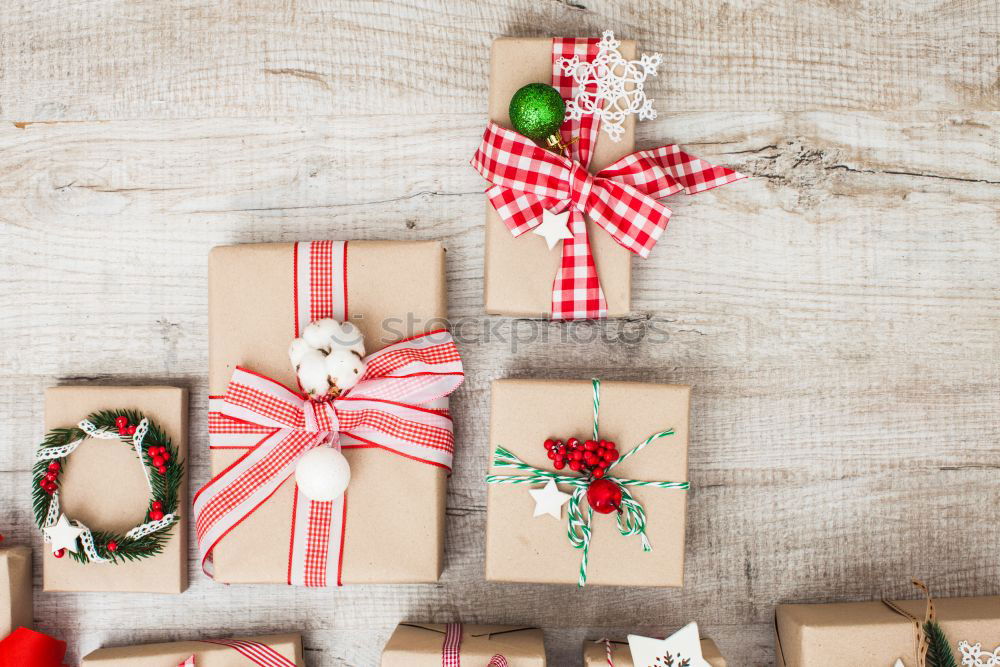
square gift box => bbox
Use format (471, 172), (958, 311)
(483, 37), (637, 318)
(583, 638), (726, 666)
(42, 385), (188, 593)
(0, 544), (31, 637)
(381, 623), (546, 666)
(485, 378), (689, 587)
(204, 240), (453, 584)
(775, 595), (1000, 666)
(81, 633), (304, 666)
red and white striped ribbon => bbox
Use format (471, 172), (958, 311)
(177, 637), (296, 667)
(441, 624), (509, 667)
(471, 38), (746, 320)
(194, 241), (464, 587)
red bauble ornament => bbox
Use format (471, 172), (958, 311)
(107, 541), (118, 552)
(53, 549), (65, 559)
(586, 478), (622, 514)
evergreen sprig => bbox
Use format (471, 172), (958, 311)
(31, 408), (183, 565)
(924, 619), (959, 667)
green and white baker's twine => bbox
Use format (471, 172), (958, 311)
(486, 378), (689, 587)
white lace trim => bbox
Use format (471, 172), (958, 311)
(557, 30), (662, 142)
(960, 641), (1000, 666)
(125, 514), (176, 540)
(41, 496), (110, 563)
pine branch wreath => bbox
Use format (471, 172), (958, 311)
(32, 409), (183, 565)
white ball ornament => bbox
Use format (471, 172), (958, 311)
(295, 446), (351, 502)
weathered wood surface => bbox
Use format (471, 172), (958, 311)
(1, 2), (998, 665)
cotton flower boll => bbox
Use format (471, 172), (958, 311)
(288, 337), (313, 369)
(330, 321), (365, 358)
(297, 349), (332, 397)
(325, 349), (366, 396)
(302, 318), (342, 352)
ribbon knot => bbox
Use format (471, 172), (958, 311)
(300, 397), (340, 435)
(566, 160), (595, 211)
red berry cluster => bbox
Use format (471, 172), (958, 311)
(146, 445), (172, 476)
(544, 437), (619, 478)
(115, 416), (137, 436)
(38, 461), (61, 495)
(149, 500), (165, 522)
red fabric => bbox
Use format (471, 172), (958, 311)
(0, 627), (67, 667)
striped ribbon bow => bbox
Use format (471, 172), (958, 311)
(194, 329), (464, 586)
(471, 37), (745, 320)
(178, 637), (297, 666)
(442, 624), (508, 667)
(486, 379), (689, 586)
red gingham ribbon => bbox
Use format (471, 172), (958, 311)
(194, 241), (464, 587)
(471, 37), (745, 320)
(177, 637), (297, 667)
(441, 624), (509, 667)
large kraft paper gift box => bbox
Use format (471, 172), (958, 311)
(485, 379), (689, 587)
(775, 595), (1000, 666)
(483, 37), (636, 318)
(82, 633), (304, 666)
(205, 240), (452, 584)
(583, 638), (726, 666)
(0, 544), (31, 636)
(381, 623), (546, 666)
(43, 386), (188, 593)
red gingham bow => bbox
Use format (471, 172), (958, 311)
(471, 37), (745, 320)
(441, 624), (509, 667)
(194, 329), (464, 586)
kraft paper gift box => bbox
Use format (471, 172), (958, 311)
(81, 633), (304, 666)
(775, 595), (1000, 666)
(583, 638), (726, 667)
(0, 544), (31, 637)
(207, 241), (450, 584)
(483, 37), (636, 318)
(381, 623), (546, 666)
(485, 378), (689, 587)
(42, 385), (188, 593)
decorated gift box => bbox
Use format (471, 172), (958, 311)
(381, 623), (545, 666)
(775, 581), (1000, 666)
(36, 386), (188, 593)
(471, 31), (744, 320)
(0, 538), (31, 638)
(584, 624), (726, 667)
(195, 241), (464, 585)
(81, 633), (304, 666)
(485, 378), (689, 587)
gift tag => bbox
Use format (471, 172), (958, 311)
(628, 622), (710, 667)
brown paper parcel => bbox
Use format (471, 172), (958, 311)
(583, 638), (726, 667)
(208, 240), (449, 583)
(381, 623), (546, 666)
(485, 378), (689, 587)
(43, 385), (188, 594)
(0, 545), (31, 637)
(484, 37), (636, 318)
(81, 632), (304, 666)
(775, 595), (1000, 666)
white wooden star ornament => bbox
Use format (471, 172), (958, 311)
(528, 479), (571, 519)
(531, 208), (573, 250)
(892, 660), (904, 667)
(628, 623), (710, 667)
(43, 513), (84, 555)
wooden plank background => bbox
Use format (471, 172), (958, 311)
(1, 1), (998, 665)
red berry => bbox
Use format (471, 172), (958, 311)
(606, 448), (619, 460)
(553, 459), (566, 470)
(157, 465), (167, 475)
(543, 439), (555, 450)
(568, 460), (582, 472)
(47, 461), (61, 472)
(161, 451), (170, 462)
(571, 450), (583, 461)
(593, 467), (605, 478)
(44, 472), (57, 482)
(115, 416), (129, 432)
(584, 440), (597, 451)
(152, 455), (165, 467)
(567, 437), (580, 449)
(584, 452), (598, 466)
(127, 425), (137, 435)
(53, 549), (65, 559)
(152, 501), (163, 511)
(546, 450), (556, 460)
(107, 541), (118, 552)
(149, 510), (164, 521)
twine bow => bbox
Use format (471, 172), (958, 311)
(882, 580), (936, 667)
(486, 378), (689, 586)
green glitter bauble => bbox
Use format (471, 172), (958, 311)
(509, 83), (566, 143)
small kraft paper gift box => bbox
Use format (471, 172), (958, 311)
(81, 633), (304, 666)
(775, 587), (1000, 666)
(485, 378), (689, 587)
(381, 623), (546, 666)
(39, 386), (188, 593)
(0, 543), (31, 637)
(195, 241), (463, 586)
(471, 33), (744, 320)
(584, 636), (727, 667)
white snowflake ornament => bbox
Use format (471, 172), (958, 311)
(289, 319), (366, 398)
(557, 30), (662, 142)
(960, 640), (1000, 666)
